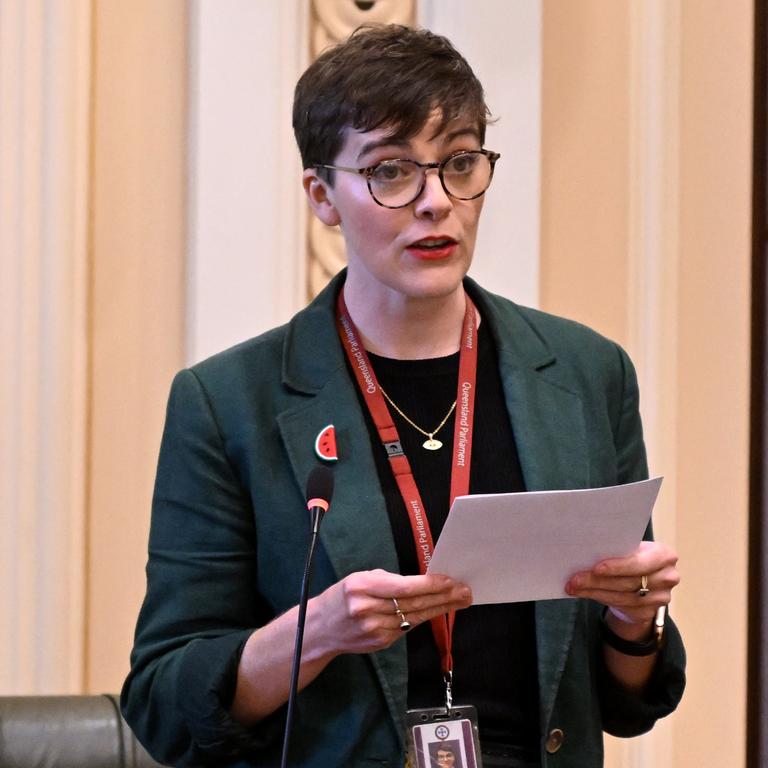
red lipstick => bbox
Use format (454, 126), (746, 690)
(406, 235), (458, 260)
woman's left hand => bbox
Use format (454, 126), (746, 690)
(565, 540), (679, 628)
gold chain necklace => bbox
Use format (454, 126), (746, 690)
(378, 384), (457, 451)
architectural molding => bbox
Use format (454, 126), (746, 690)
(0, 0), (91, 693)
(614, 3), (681, 765)
(306, 0), (415, 299)
(627, 0), (681, 538)
(311, 0), (414, 57)
(85, 0), (188, 691)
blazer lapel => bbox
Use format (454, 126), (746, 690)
(276, 369), (399, 578)
(276, 274), (408, 739)
(475, 281), (589, 731)
(496, 360), (585, 729)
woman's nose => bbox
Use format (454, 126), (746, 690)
(413, 168), (452, 219)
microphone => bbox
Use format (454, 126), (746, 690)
(305, 465), (334, 535)
(280, 466), (335, 768)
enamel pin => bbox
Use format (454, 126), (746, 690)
(314, 424), (338, 462)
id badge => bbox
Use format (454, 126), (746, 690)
(405, 705), (483, 768)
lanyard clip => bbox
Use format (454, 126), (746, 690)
(443, 671), (453, 715)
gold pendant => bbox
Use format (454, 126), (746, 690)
(422, 438), (442, 451)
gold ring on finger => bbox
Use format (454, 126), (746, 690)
(392, 598), (411, 632)
(637, 574), (650, 597)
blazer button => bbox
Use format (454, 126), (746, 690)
(545, 728), (564, 754)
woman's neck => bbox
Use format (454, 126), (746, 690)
(342, 282), (468, 360)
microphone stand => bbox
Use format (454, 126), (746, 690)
(279, 507), (323, 768)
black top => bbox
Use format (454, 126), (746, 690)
(357, 325), (540, 757)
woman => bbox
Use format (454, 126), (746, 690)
(122, 25), (685, 768)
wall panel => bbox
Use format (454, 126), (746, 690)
(86, 0), (187, 692)
(541, 1), (752, 766)
(0, 0), (91, 694)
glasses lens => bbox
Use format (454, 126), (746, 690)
(369, 160), (422, 207)
(442, 152), (493, 200)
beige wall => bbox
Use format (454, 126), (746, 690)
(541, 1), (752, 766)
(0, 0), (186, 695)
(0, 0), (92, 694)
(86, 0), (187, 691)
(674, 2), (751, 764)
(541, 0), (632, 342)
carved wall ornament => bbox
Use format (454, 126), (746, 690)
(311, 0), (415, 57)
(307, 0), (415, 299)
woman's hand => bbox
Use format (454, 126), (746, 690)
(231, 569), (471, 724)
(312, 569), (472, 657)
(564, 540), (679, 692)
(565, 540), (679, 635)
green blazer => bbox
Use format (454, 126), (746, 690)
(121, 273), (685, 767)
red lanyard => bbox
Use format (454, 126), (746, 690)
(336, 288), (478, 677)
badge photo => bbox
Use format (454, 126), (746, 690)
(410, 716), (479, 768)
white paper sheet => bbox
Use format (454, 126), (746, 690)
(427, 477), (663, 604)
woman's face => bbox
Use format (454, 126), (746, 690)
(304, 111), (486, 308)
(436, 747), (456, 767)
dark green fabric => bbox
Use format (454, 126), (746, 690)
(121, 272), (685, 767)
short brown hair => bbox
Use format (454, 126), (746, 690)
(292, 24), (490, 175)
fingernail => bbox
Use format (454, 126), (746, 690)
(565, 582), (575, 595)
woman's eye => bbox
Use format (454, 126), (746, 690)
(447, 153), (478, 174)
(372, 162), (408, 182)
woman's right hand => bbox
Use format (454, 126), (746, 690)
(231, 569), (471, 724)
(311, 568), (472, 657)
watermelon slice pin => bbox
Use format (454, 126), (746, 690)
(314, 424), (338, 462)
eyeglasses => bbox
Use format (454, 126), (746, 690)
(315, 149), (501, 209)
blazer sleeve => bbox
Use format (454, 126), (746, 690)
(594, 344), (686, 737)
(120, 369), (284, 766)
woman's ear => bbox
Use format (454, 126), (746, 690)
(302, 168), (341, 226)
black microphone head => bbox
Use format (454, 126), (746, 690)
(305, 465), (334, 508)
